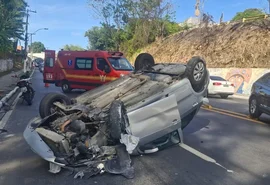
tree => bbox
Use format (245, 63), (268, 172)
(232, 8), (265, 21)
(87, 0), (179, 56)
(30, 42), (45, 53)
(85, 26), (118, 51)
(62, 44), (85, 51)
(0, 0), (27, 55)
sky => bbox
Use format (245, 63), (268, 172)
(25, 0), (269, 51)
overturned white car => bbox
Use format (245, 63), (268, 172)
(24, 53), (209, 179)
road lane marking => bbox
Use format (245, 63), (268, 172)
(203, 105), (249, 118)
(201, 107), (267, 125)
(179, 143), (234, 173)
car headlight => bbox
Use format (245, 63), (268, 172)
(120, 74), (125, 77)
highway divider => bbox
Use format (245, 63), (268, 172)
(0, 69), (35, 114)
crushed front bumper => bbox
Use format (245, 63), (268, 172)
(23, 117), (65, 167)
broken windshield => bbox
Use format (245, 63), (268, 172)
(108, 57), (133, 71)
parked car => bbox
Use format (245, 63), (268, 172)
(38, 62), (44, 73)
(34, 58), (43, 67)
(207, 76), (234, 99)
(43, 50), (134, 93)
(24, 53), (210, 179)
(249, 72), (270, 118)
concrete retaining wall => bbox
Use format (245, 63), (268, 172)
(208, 68), (270, 95)
(0, 59), (14, 72)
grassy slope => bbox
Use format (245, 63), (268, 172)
(129, 19), (270, 68)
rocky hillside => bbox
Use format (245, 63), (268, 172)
(130, 19), (270, 68)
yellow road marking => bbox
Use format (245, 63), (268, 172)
(203, 105), (249, 118)
(201, 107), (267, 125)
(202, 104), (213, 109)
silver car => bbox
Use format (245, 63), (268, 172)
(24, 53), (209, 179)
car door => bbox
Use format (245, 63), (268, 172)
(74, 57), (95, 88)
(127, 94), (181, 145)
(257, 74), (270, 114)
(94, 58), (112, 85)
(44, 50), (55, 83)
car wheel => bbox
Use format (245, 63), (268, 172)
(220, 95), (228, 99)
(134, 53), (155, 71)
(25, 86), (35, 106)
(61, 81), (71, 93)
(185, 56), (207, 92)
(108, 100), (128, 142)
(249, 96), (262, 119)
(39, 93), (72, 118)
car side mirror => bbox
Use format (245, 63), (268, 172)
(104, 65), (111, 73)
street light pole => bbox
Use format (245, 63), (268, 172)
(24, 9), (36, 73)
(29, 28), (49, 59)
(28, 28), (48, 67)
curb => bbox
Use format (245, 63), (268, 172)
(0, 87), (19, 109)
(0, 69), (35, 111)
(0, 69), (35, 129)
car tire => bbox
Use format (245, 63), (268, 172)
(185, 56), (207, 92)
(220, 95), (228, 99)
(108, 100), (128, 142)
(134, 53), (155, 71)
(25, 86), (35, 106)
(61, 81), (71, 93)
(249, 96), (262, 119)
(39, 93), (72, 118)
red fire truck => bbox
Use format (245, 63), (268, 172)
(43, 50), (134, 93)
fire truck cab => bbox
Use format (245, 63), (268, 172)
(44, 50), (134, 93)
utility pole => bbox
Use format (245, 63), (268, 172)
(24, 9), (36, 72)
(24, 9), (37, 55)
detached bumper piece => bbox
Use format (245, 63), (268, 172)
(105, 145), (135, 179)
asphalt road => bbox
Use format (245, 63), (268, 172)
(208, 95), (270, 124)
(0, 70), (270, 185)
(208, 95), (249, 115)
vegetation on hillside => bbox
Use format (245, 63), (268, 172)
(0, 0), (27, 57)
(30, 41), (45, 53)
(85, 0), (182, 57)
(232, 8), (265, 21)
(62, 44), (85, 51)
(130, 19), (270, 68)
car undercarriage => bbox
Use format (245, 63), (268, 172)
(24, 53), (209, 179)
